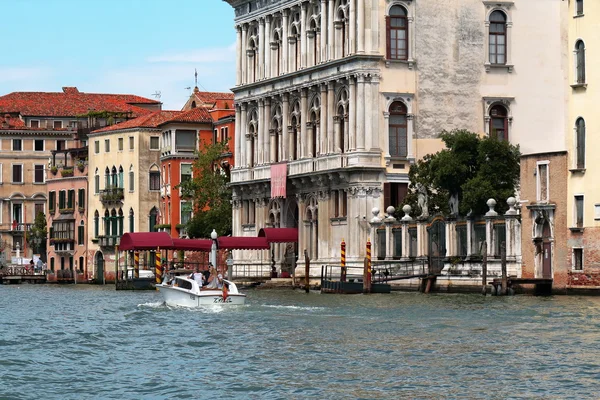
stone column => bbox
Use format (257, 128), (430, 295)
(328, 0), (335, 60)
(348, 76), (356, 151)
(407, 114), (415, 160)
(327, 81), (335, 154)
(349, 0), (356, 54)
(320, 0), (327, 63)
(240, 103), (248, 167)
(407, 15), (415, 66)
(333, 116), (342, 153)
(504, 197), (519, 262)
(236, 26), (242, 86)
(234, 104), (242, 168)
(364, 75), (372, 151)
(319, 83), (327, 155)
(369, 207), (382, 260)
(356, 74), (365, 150)
(300, 89), (308, 159)
(416, 218), (428, 259)
(334, 20), (343, 59)
(258, 18), (265, 80)
(466, 215), (474, 259)
(306, 122), (314, 157)
(401, 205), (413, 260)
(264, 16), (271, 79)
(384, 207), (397, 260)
(370, 75), (380, 151)
(445, 217), (457, 257)
(485, 199), (498, 258)
(357, 0), (364, 53)
(282, 10), (289, 74)
(282, 93), (289, 160)
(245, 131), (252, 168)
(264, 98), (271, 163)
(258, 99), (265, 164)
(269, 129), (277, 163)
(241, 24), (248, 84)
(300, 2), (307, 69)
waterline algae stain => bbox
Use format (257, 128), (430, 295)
(1, 285), (600, 399)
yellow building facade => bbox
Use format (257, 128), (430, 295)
(565, 0), (600, 288)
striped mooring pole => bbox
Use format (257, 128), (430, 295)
(364, 238), (372, 293)
(340, 239), (346, 282)
(155, 248), (162, 286)
(134, 251), (140, 279)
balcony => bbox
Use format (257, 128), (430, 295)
(98, 235), (120, 248)
(160, 184), (171, 197)
(8, 223), (32, 235)
(100, 188), (124, 205)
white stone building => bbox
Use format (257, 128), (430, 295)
(224, 0), (567, 276)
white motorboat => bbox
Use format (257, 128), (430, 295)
(157, 275), (246, 306)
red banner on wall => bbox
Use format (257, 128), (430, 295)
(271, 163), (287, 198)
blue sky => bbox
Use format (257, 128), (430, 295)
(0, 0), (236, 109)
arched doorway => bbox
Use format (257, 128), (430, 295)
(95, 251), (105, 284)
(542, 221), (552, 279)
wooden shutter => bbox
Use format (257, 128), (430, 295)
(386, 16), (391, 59)
(384, 183), (391, 209)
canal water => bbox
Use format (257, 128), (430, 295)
(1, 285), (599, 399)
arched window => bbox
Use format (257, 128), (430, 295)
(149, 207), (158, 232)
(104, 167), (110, 189)
(191, 101), (196, 109)
(576, 118), (586, 169)
(489, 104), (508, 141)
(389, 101), (408, 157)
(489, 11), (507, 65)
(336, 88), (349, 154)
(118, 166), (124, 189)
(576, 40), (586, 84)
(290, 100), (301, 160)
(78, 256), (84, 273)
(94, 210), (99, 238)
(149, 165), (160, 191)
(118, 208), (124, 236)
(78, 220), (85, 244)
(94, 168), (100, 194)
(103, 210), (110, 236)
(110, 209), (117, 237)
(129, 208), (135, 233)
(576, 0), (584, 16)
(248, 109), (259, 167)
(129, 165), (135, 192)
(111, 166), (117, 188)
(387, 5), (408, 60)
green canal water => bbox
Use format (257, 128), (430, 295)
(1, 285), (599, 399)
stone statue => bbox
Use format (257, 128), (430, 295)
(416, 183), (429, 218)
(448, 193), (459, 216)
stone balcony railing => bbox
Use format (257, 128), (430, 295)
(97, 235), (120, 248)
(100, 188), (124, 205)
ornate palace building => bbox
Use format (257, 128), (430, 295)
(224, 0), (567, 276)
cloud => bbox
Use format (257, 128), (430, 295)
(147, 43), (236, 64)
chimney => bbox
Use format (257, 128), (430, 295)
(62, 87), (79, 94)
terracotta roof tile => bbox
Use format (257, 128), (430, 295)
(193, 89), (234, 103)
(0, 87), (160, 118)
(92, 111), (181, 134)
(163, 107), (212, 124)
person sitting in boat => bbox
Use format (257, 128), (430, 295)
(216, 273), (224, 289)
(205, 266), (219, 289)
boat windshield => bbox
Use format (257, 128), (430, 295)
(175, 278), (193, 290)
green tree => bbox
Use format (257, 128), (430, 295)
(26, 212), (47, 260)
(402, 130), (520, 217)
(178, 140), (232, 238)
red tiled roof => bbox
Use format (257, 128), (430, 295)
(92, 110), (181, 134)
(163, 107), (212, 124)
(193, 89), (234, 103)
(0, 87), (160, 118)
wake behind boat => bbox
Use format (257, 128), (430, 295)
(157, 275), (246, 306)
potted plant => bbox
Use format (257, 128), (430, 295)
(50, 165), (58, 175)
(76, 160), (85, 172)
(61, 168), (74, 177)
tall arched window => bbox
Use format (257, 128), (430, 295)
(111, 166), (117, 188)
(94, 210), (99, 238)
(389, 101), (408, 157)
(104, 210), (110, 236)
(110, 209), (117, 237)
(118, 208), (124, 236)
(129, 208), (135, 233)
(576, 117), (586, 169)
(489, 104), (508, 141)
(104, 167), (110, 189)
(118, 166), (124, 188)
(387, 5), (408, 60)
(576, 40), (586, 84)
(94, 168), (99, 194)
(489, 11), (507, 65)
(129, 165), (134, 192)
(248, 108), (258, 167)
(149, 207), (158, 232)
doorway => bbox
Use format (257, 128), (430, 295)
(95, 251), (105, 284)
(542, 221), (552, 279)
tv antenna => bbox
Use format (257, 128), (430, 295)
(151, 91), (161, 100)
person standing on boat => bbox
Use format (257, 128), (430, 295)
(190, 267), (204, 288)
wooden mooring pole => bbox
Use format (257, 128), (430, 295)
(155, 247), (162, 288)
(363, 238), (372, 293)
(481, 241), (487, 296)
(501, 241), (507, 296)
(304, 249), (310, 293)
(340, 239), (346, 283)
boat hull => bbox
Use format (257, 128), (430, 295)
(157, 285), (246, 306)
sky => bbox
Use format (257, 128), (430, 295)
(0, 0), (236, 110)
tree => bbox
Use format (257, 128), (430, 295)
(402, 130), (520, 217)
(26, 212), (47, 261)
(178, 140), (232, 238)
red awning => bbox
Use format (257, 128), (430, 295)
(258, 228), (298, 243)
(217, 236), (270, 250)
(169, 238), (213, 252)
(119, 232), (174, 251)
